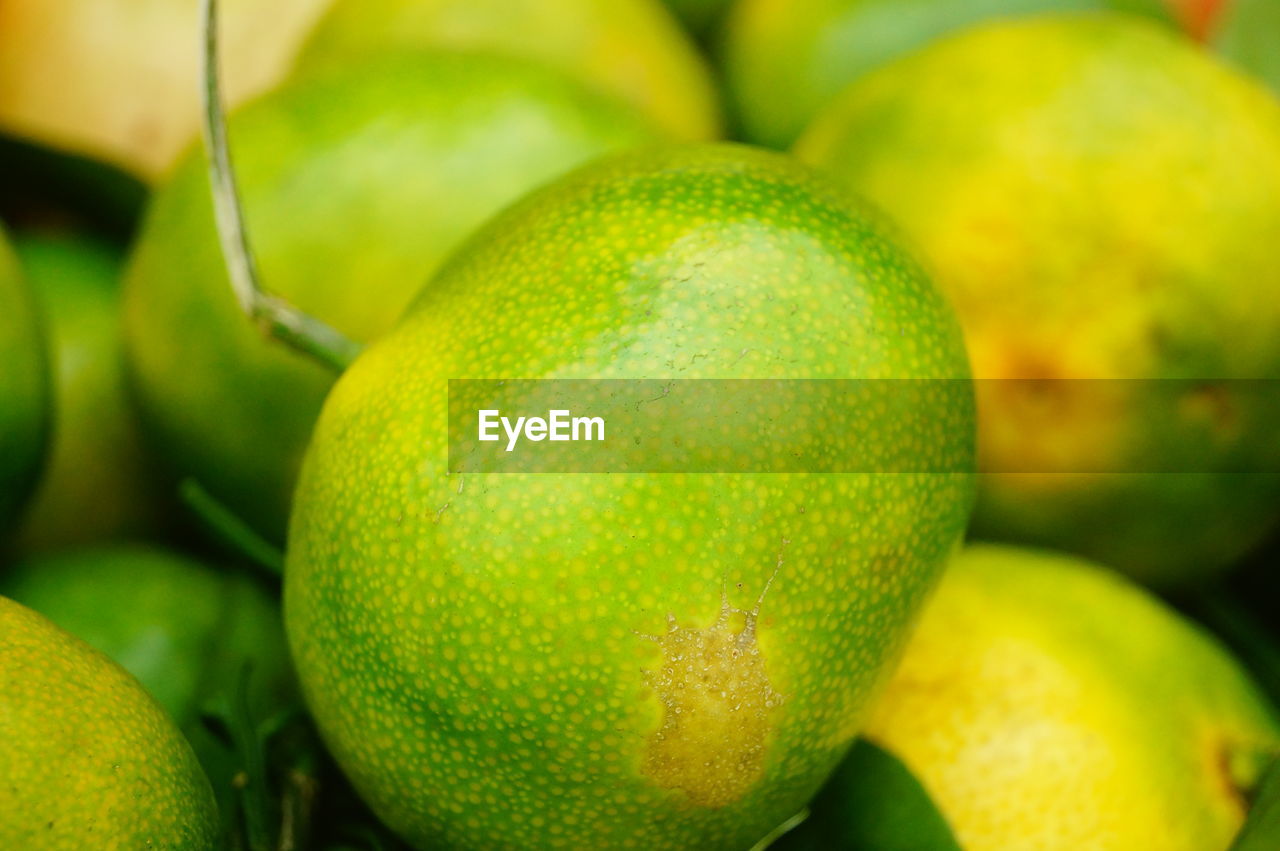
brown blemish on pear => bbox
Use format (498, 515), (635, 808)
(637, 553), (785, 808)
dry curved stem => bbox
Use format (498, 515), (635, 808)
(199, 0), (361, 373)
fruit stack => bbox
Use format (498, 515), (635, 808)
(0, 1), (1277, 849)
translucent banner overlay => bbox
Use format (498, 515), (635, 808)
(446, 379), (1280, 474)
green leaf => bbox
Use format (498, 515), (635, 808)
(1232, 756), (1280, 851)
(775, 739), (961, 851)
(179, 478), (285, 578)
(749, 808), (810, 851)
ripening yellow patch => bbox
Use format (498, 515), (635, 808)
(639, 590), (782, 807)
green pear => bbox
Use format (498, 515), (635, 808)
(285, 143), (975, 849)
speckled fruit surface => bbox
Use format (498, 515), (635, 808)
(849, 545), (1280, 850)
(0, 596), (219, 849)
(285, 144), (976, 849)
(296, 0), (721, 142)
(124, 50), (664, 545)
(722, 0), (1178, 149)
(796, 14), (1280, 586)
(0, 227), (48, 534)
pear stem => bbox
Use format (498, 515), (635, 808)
(199, 0), (361, 373)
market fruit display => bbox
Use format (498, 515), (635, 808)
(3, 2), (1280, 848)
(813, 545), (1280, 851)
(11, 233), (169, 551)
(721, 0), (1180, 149)
(796, 14), (1280, 587)
(0, 228), (48, 534)
(285, 144), (975, 849)
(124, 50), (664, 544)
(0, 595), (220, 849)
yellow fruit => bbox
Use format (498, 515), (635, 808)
(0, 0), (328, 181)
(851, 545), (1280, 851)
(0, 596), (219, 849)
(796, 14), (1280, 586)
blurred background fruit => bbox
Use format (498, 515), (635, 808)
(9, 234), (172, 553)
(0, 0), (330, 183)
(806, 545), (1280, 851)
(285, 144), (975, 849)
(0, 595), (220, 849)
(1210, 0), (1280, 94)
(0, 229), (49, 535)
(720, 0), (1181, 149)
(295, 0), (722, 141)
(124, 51), (665, 545)
(1170, 0), (1229, 40)
(1, 545), (296, 816)
(797, 14), (1280, 587)
(0, 0), (716, 186)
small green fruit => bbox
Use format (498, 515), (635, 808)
(124, 50), (664, 544)
(0, 227), (48, 534)
(796, 14), (1280, 586)
(820, 545), (1280, 851)
(286, 144), (975, 849)
(722, 0), (1179, 149)
(12, 233), (169, 552)
(0, 595), (219, 849)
